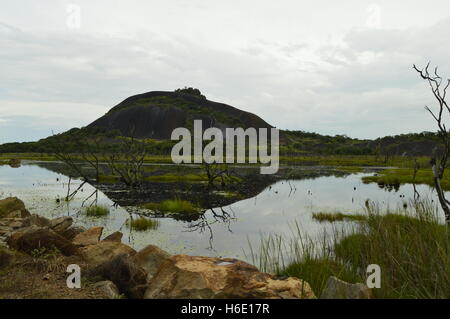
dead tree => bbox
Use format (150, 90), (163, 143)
(105, 126), (146, 188)
(413, 63), (450, 222)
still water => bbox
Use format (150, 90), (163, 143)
(0, 161), (443, 263)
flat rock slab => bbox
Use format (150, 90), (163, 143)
(73, 227), (103, 247)
(145, 255), (316, 299)
(79, 241), (136, 266)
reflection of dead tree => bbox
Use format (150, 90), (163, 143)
(414, 63), (450, 222)
(81, 189), (99, 207)
(105, 128), (146, 188)
(184, 206), (236, 250)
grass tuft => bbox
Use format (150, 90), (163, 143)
(128, 217), (160, 231)
(142, 199), (199, 214)
(85, 205), (110, 217)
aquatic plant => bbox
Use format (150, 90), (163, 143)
(248, 199), (450, 298)
(85, 205), (110, 217)
(128, 217), (160, 231)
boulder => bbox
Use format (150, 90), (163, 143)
(6, 225), (78, 256)
(79, 241), (136, 266)
(0, 197), (30, 218)
(72, 227), (103, 247)
(92, 254), (147, 299)
(102, 231), (123, 243)
(320, 276), (372, 299)
(0, 246), (15, 268)
(131, 245), (170, 281)
(144, 255), (316, 299)
(49, 216), (73, 233)
(24, 214), (51, 228)
(93, 280), (121, 299)
(60, 226), (86, 240)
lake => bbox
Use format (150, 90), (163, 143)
(0, 161), (444, 264)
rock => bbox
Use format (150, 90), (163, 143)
(0, 246), (15, 268)
(320, 276), (372, 299)
(6, 225), (78, 256)
(9, 220), (25, 229)
(93, 280), (121, 299)
(60, 226), (86, 240)
(102, 231), (123, 243)
(131, 245), (170, 282)
(5, 210), (23, 218)
(0, 197), (30, 218)
(43, 273), (51, 280)
(0, 226), (11, 236)
(79, 241), (136, 266)
(144, 255), (316, 299)
(72, 227), (103, 247)
(49, 216), (73, 233)
(92, 254), (147, 299)
(24, 214), (51, 228)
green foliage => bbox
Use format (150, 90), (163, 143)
(249, 200), (450, 298)
(142, 199), (199, 214)
(127, 217), (160, 231)
(174, 87), (206, 99)
(282, 258), (361, 296)
(98, 175), (120, 184)
(85, 205), (110, 217)
(362, 168), (450, 191)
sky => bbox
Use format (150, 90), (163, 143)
(1, 0), (450, 143)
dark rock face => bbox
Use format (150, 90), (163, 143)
(88, 91), (273, 139)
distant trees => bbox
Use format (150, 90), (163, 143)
(413, 63), (450, 223)
(175, 87), (206, 100)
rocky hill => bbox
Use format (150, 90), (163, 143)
(88, 89), (273, 139)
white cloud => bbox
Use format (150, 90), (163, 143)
(1, 1), (450, 142)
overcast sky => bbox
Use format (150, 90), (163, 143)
(1, 0), (450, 143)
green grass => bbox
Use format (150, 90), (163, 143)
(85, 205), (110, 217)
(249, 200), (450, 298)
(142, 199), (200, 214)
(145, 173), (208, 183)
(97, 175), (121, 184)
(362, 168), (450, 191)
(312, 212), (367, 223)
(127, 217), (160, 231)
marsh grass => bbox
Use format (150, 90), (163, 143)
(85, 205), (110, 217)
(145, 173), (208, 183)
(248, 200), (450, 298)
(142, 199), (199, 214)
(362, 168), (450, 191)
(128, 217), (160, 231)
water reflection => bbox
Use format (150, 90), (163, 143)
(0, 161), (444, 262)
